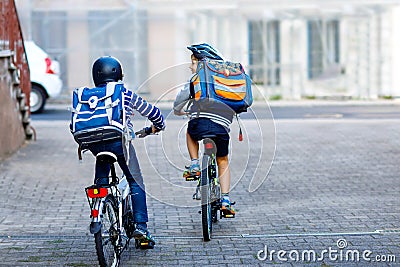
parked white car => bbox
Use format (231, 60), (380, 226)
(24, 41), (63, 113)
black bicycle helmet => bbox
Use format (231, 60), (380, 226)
(92, 56), (123, 86)
(187, 43), (224, 60)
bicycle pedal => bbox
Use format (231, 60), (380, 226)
(184, 171), (200, 180)
(185, 176), (198, 181)
(135, 239), (154, 249)
(220, 207), (235, 218)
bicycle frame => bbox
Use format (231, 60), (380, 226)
(84, 153), (133, 267)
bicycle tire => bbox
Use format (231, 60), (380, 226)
(94, 195), (120, 267)
(123, 195), (135, 239)
(200, 154), (212, 241)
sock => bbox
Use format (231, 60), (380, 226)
(222, 193), (230, 201)
(136, 223), (147, 230)
(191, 158), (199, 166)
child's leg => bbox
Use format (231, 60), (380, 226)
(216, 155), (230, 194)
(217, 155), (234, 215)
(184, 131), (200, 176)
(123, 143), (148, 224)
(186, 131), (199, 160)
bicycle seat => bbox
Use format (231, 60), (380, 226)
(96, 151), (117, 164)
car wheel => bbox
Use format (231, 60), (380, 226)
(30, 84), (47, 113)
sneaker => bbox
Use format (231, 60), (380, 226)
(190, 163), (200, 173)
(133, 224), (155, 249)
(221, 198), (235, 217)
(183, 164), (200, 180)
(133, 224), (150, 239)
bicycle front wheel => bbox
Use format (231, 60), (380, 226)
(94, 195), (120, 267)
(200, 154), (212, 241)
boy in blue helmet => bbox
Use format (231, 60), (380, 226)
(73, 56), (165, 247)
(173, 44), (235, 216)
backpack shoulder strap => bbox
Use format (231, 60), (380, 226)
(107, 82), (125, 129)
(76, 86), (86, 101)
(70, 87), (87, 132)
(105, 82), (118, 124)
(189, 74), (198, 99)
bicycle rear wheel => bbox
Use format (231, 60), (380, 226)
(200, 154), (212, 241)
(94, 195), (120, 267)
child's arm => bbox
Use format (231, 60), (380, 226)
(125, 90), (165, 131)
(173, 83), (190, 115)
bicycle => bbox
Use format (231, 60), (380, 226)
(84, 127), (155, 267)
(185, 135), (235, 242)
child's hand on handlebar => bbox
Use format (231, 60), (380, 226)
(135, 125), (161, 138)
(135, 126), (152, 138)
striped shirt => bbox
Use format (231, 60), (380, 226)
(124, 87), (165, 131)
(173, 81), (234, 129)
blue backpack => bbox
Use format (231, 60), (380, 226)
(190, 59), (253, 113)
(70, 82), (125, 147)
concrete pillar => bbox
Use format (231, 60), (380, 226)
(66, 10), (90, 90)
(368, 13), (379, 99)
(147, 12), (181, 100)
(391, 6), (400, 97)
(379, 9), (392, 96)
(280, 19), (304, 99)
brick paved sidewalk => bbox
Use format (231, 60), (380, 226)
(0, 116), (399, 266)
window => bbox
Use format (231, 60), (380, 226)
(248, 20), (280, 85)
(307, 20), (340, 79)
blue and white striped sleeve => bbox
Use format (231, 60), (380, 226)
(123, 88), (134, 116)
(127, 91), (165, 130)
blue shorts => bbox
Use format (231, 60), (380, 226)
(187, 118), (230, 157)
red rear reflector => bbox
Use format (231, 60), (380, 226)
(87, 187), (108, 198)
(91, 209), (99, 217)
(205, 143), (214, 149)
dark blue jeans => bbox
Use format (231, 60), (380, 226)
(87, 140), (148, 223)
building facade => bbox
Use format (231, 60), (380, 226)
(15, 0), (400, 101)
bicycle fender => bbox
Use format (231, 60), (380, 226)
(90, 222), (101, 234)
